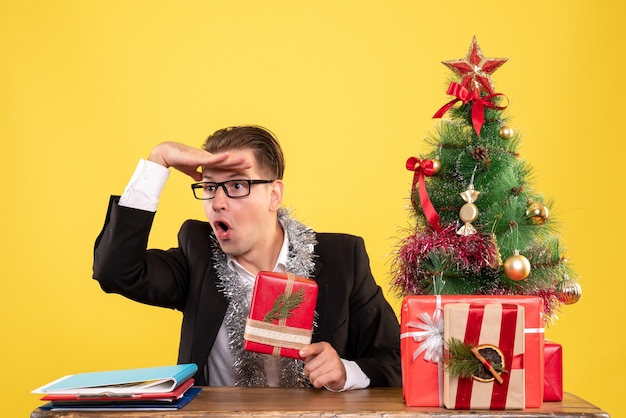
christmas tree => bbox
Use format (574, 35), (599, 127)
(391, 37), (581, 322)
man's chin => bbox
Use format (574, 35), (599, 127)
(216, 240), (240, 256)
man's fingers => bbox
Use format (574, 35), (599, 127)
(306, 362), (346, 390)
(300, 342), (346, 390)
(149, 142), (252, 179)
(205, 154), (251, 169)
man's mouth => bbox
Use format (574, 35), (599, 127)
(214, 220), (232, 239)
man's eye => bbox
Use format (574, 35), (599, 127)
(204, 184), (217, 192)
(231, 182), (245, 190)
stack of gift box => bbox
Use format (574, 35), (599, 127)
(400, 295), (563, 410)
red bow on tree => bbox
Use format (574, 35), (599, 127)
(433, 82), (507, 136)
(406, 157), (441, 232)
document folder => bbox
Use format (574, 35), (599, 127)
(32, 364), (198, 396)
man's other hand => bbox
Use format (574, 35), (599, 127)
(299, 342), (347, 391)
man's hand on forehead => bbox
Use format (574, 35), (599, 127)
(148, 142), (251, 181)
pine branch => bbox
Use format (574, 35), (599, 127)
(445, 337), (504, 381)
(445, 337), (482, 379)
(263, 287), (305, 323)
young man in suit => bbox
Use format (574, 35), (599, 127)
(93, 125), (401, 391)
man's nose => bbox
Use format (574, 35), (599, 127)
(211, 185), (229, 210)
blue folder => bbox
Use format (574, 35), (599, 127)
(32, 364), (198, 396)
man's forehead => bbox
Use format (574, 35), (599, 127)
(201, 167), (251, 180)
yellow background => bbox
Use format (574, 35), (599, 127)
(1, 1), (622, 416)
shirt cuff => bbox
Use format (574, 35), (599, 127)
(324, 359), (371, 392)
(119, 159), (170, 212)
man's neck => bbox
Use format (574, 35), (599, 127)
(235, 223), (285, 275)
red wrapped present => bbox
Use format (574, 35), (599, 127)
(400, 295), (544, 407)
(443, 303), (525, 409)
(543, 340), (563, 401)
(244, 271), (318, 359)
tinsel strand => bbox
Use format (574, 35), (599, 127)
(213, 207), (317, 387)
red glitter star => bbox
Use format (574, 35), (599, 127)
(442, 36), (508, 95)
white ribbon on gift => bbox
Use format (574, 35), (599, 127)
(400, 295), (444, 363)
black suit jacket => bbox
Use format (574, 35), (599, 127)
(93, 196), (401, 387)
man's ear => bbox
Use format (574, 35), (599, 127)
(269, 180), (284, 211)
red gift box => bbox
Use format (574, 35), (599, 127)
(400, 295), (544, 408)
(543, 340), (563, 401)
(244, 271), (318, 359)
(443, 303), (525, 409)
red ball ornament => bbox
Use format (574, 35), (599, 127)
(503, 251), (531, 281)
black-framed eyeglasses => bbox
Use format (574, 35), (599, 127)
(191, 179), (275, 200)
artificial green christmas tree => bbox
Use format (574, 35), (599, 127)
(392, 37), (581, 321)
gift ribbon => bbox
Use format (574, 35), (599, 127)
(433, 82), (507, 137)
(275, 273), (295, 356)
(406, 157), (441, 232)
(401, 297), (444, 363)
(244, 318), (313, 350)
(454, 303), (522, 410)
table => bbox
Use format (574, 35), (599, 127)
(31, 387), (610, 417)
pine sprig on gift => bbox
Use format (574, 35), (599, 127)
(263, 288), (305, 323)
(445, 337), (504, 381)
(445, 337), (482, 379)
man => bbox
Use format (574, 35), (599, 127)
(93, 125), (401, 391)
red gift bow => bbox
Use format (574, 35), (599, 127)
(433, 82), (507, 137)
(455, 303), (523, 410)
(406, 157), (441, 232)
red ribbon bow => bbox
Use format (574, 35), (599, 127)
(433, 82), (507, 137)
(406, 157), (441, 232)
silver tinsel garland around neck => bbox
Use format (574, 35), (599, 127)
(212, 207), (318, 387)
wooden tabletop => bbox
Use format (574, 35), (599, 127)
(31, 387), (610, 417)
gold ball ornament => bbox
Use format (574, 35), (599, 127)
(499, 126), (514, 140)
(431, 158), (441, 174)
(503, 251), (531, 281)
(556, 278), (582, 305)
(526, 201), (549, 224)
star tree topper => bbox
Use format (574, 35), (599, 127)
(442, 36), (508, 95)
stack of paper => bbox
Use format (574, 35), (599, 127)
(32, 364), (200, 411)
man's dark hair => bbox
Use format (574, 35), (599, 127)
(203, 125), (285, 180)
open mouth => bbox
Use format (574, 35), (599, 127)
(213, 220), (232, 239)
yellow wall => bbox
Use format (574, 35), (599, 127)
(1, 1), (622, 416)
